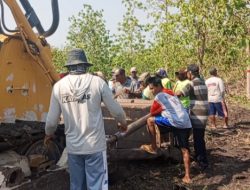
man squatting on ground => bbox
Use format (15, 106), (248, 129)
(176, 64), (209, 171)
(44, 48), (127, 190)
(140, 76), (192, 184)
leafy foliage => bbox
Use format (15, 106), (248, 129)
(51, 47), (67, 73)
(52, 1), (250, 82)
(110, 0), (149, 73)
(66, 4), (113, 75)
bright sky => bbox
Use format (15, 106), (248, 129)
(47, 0), (125, 47)
(4, 0), (126, 47)
(4, 1), (179, 48)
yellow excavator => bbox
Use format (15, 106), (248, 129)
(0, 0), (59, 123)
(0, 0), (67, 188)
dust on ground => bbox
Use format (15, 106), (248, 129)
(109, 105), (250, 190)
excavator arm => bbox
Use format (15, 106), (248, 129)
(0, 0), (60, 122)
(2, 0), (60, 83)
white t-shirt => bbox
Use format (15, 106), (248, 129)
(45, 73), (126, 154)
(205, 76), (225, 103)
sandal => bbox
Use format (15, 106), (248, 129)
(140, 144), (157, 155)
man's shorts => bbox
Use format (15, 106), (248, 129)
(172, 128), (191, 149)
(154, 116), (190, 149)
(155, 116), (173, 129)
(208, 102), (228, 117)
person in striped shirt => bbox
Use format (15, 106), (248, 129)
(176, 64), (209, 171)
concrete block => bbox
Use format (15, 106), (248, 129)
(0, 151), (31, 177)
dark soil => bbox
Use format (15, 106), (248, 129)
(109, 105), (250, 190)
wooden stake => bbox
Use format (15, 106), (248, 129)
(247, 66), (250, 99)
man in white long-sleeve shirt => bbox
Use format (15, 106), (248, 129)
(44, 48), (127, 190)
(205, 67), (228, 129)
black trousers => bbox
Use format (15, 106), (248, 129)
(193, 128), (208, 164)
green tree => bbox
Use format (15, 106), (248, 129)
(145, 0), (193, 75)
(177, 0), (250, 74)
(67, 4), (113, 74)
(51, 47), (67, 73)
(53, 0), (249, 86)
(146, 0), (250, 79)
(112, 0), (148, 72)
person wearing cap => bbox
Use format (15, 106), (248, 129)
(173, 69), (191, 112)
(156, 68), (172, 90)
(205, 67), (228, 129)
(130, 66), (140, 91)
(113, 68), (139, 99)
(176, 63), (209, 171)
(44, 48), (127, 190)
(130, 67), (139, 81)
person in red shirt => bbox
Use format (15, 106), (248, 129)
(141, 76), (192, 184)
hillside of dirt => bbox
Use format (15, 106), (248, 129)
(109, 104), (250, 190)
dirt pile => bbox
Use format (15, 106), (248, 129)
(109, 105), (250, 190)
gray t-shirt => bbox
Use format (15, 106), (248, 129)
(114, 77), (138, 99)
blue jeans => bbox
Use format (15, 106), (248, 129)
(68, 151), (108, 190)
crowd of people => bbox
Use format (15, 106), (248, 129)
(45, 48), (228, 189)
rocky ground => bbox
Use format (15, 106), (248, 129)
(109, 105), (250, 190)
